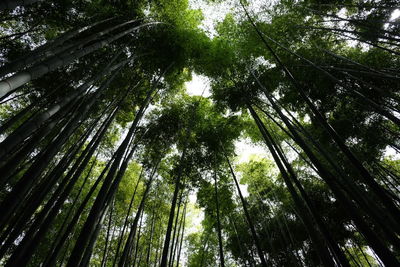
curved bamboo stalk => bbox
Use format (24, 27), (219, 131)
(0, 22), (161, 98)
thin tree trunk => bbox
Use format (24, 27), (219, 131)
(0, 81), (63, 136)
(0, 58), (125, 158)
(168, 188), (185, 266)
(255, 100), (400, 241)
(154, 225), (163, 267)
(262, 118), (351, 267)
(213, 170), (225, 267)
(199, 233), (210, 267)
(160, 86), (199, 267)
(112, 168), (144, 267)
(256, 80), (400, 244)
(171, 194), (186, 267)
(101, 197), (115, 267)
(146, 205), (157, 265)
(118, 164), (158, 267)
(43, 156), (98, 266)
(0, 125), (96, 258)
(175, 198), (188, 267)
(160, 149), (188, 267)
(132, 210), (144, 267)
(0, 99), (113, 238)
(223, 148), (268, 266)
(229, 216), (251, 266)
(259, 33), (400, 126)
(80, 197), (112, 267)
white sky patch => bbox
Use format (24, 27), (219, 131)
(383, 146), (400, 160)
(189, 0), (234, 37)
(179, 190), (204, 266)
(189, 0), (274, 37)
(234, 138), (270, 198)
(186, 191), (204, 236)
(390, 9), (400, 21)
(185, 73), (212, 97)
(238, 183), (249, 197)
(234, 137), (268, 164)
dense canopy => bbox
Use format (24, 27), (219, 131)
(0, 0), (399, 266)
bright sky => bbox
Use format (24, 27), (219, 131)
(390, 9), (400, 21)
(189, 0), (234, 37)
(184, 73), (212, 97)
(188, 0), (275, 37)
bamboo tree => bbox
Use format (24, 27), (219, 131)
(43, 151), (119, 267)
(118, 163), (159, 267)
(254, 97), (400, 240)
(240, 1), (400, 228)
(0, 22), (159, 98)
(0, 120), (98, 258)
(67, 69), (168, 266)
(229, 216), (251, 267)
(0, 69), (122, 232)
(44, 155), (98, 265)
(255, 74), (400, 245)
(213, 169), (225, 267)
(175, 198), (187, 267)
(132, 209), (144, 267)
(100, 197), (115, 267)
(248, 103), (339, 267)
(81, 194), (115, 267)
(146, 203), (157, 266)
(3, 100), (120, 267)
(248, 102), (399, 266)
(170, 193), (187, 267)
(160, 98), (199, 267)
(223, 147), (268, 266)
(160, 147), (188, 267)
(66, 72), (161, 266)
(0, 17), (122, 78)
(0, 82), (64, 136)
(168, 185), (185, 266)
(0, 2), (398, 266)
(258, 33), (400, 126)
(0, 57), (126, 159)
(112, 167), (144, 266)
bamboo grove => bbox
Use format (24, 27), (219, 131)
(0, 0), (399, 266)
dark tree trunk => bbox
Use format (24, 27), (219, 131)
(168, 188), (184, 266)
(223, 147), (268, 266)
(175, 197), (187, 267)
(118, 164), (158, 267)
(112, 168), (144, 267)
(213, 170), (225, 267)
